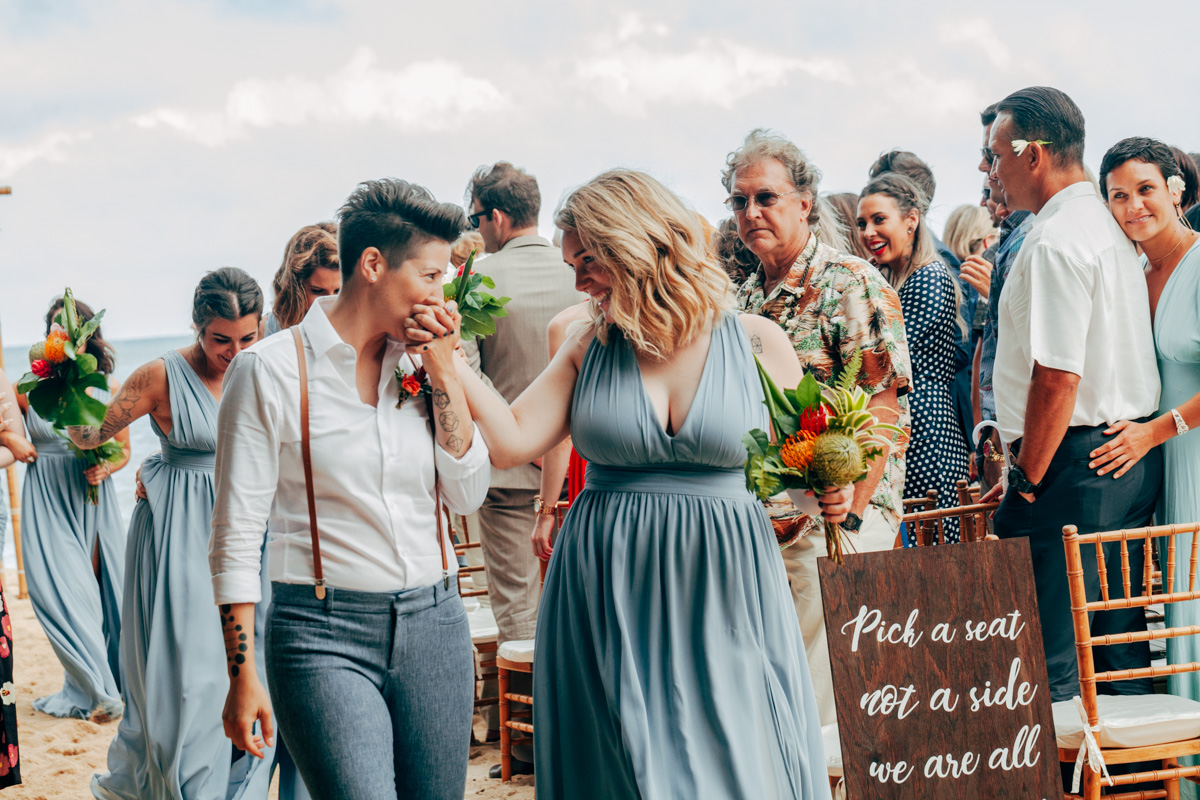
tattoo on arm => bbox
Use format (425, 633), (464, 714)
(220, 604), (249, 678)
(73, 364), (153, 447)
(432, 389), (451, 410)
(751, 333), (763, 354)
(438, 410), (460, 432)
(445, 434), (463, 452)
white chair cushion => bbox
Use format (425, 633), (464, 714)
(498, 639), (536, 663)
(821, 723), (843, 776)
(1053, 694), (1200, 749)
(467, 605), (498, 644)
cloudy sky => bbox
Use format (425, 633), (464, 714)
(3, 0), (1198, 346)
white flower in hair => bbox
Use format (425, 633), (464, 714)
(1167, 174), (1186, 197)
(1011, 139), (1052, 156)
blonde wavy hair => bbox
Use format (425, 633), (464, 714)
(942, 204), (997, 262)
(554, 170), (732, 359)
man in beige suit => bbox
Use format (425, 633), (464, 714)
(465, 161), (582, 662)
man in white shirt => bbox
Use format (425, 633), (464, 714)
(986, 86), (1163, 702)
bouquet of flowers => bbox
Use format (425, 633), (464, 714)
(444, 248), (510, 342)
(16, 288), (123, 503)
(743, 351), (905, 562)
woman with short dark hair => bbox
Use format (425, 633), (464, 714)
(210, 179), (489, 799)
(1095, 137), (1200, 719)
(69, 267), (271, 800)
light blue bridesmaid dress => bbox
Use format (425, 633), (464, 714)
(22, 396), (125, 720)
(534, 315), (831, 800)
(92, 351), (274, 800)
(1153, 241), (1200, 799)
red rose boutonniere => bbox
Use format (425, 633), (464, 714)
(395, 364), (432, 410)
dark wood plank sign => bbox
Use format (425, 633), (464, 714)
(818, 537), (1062, 799)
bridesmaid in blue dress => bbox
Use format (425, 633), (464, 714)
(68, 268), (275, 800)
(262, 222), (340, 338)
(429, 170), (847, 799)
(18, 297), (129, 721)
(1094, 137), (1200, 797)
(857, 173), (970, 543)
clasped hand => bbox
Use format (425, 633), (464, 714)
(402, 298), (463, 370)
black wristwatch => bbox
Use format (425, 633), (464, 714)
(841, 512), (862, 532)
(1007, 464), (1044, 498)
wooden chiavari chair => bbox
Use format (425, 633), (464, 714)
(495, 500), (566, 780)
(1059, 522), (1200, 799)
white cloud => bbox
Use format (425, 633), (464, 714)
(574, 35), (854, 115)
(130, 47), (507, 147)
(936, 18), (1012, 70)
(0, 130), (93, 177)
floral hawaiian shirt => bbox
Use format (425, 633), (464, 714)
(735, 234), (913, 533)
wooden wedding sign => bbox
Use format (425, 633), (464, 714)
(819, 537), (1063, 799)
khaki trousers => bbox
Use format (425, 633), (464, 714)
(478, 488), (542, 644)
(782, 506), (895, 727)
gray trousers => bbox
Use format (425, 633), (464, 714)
(478, 488), (541, 644)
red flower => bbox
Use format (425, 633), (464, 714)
(6, 744), (15, 767)
(456, 262), (467, 279)
(2, 616), (10, 639)
(0, 637), (9, 659)
(401, 375), (421, 396)
(799, 404), (830, 435)
(31, 359), (52, 378)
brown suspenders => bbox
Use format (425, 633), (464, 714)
(291, 327), (450, 600)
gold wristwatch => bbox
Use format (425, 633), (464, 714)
(533, 496), (558, 517)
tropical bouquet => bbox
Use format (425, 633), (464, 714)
(444, 248), (510, 342)
(16, 288), (123, 503)
(743, 351), (905, 562)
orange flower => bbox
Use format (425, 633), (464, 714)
(401, 375), (422, 396)
(43, 332), (68, 364)
(780, 430), (816, 471)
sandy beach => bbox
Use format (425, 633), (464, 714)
(1, 570), (535, 799)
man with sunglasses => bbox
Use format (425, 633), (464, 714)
(462, 161), (582, 778)
(726, 128), (912, 730)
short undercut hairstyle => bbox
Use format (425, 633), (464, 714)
(467, 162), (541, 229)
(868, 150), (936, 209)
(994, 86), (1086, 168)
(1099, 137), (1182, 200)
(337, 179), (468, 279)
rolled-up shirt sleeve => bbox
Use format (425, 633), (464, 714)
(210, 353), (281, 605)
(434, 431), (490, 516)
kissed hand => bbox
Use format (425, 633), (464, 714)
(403, 300), (462, 369)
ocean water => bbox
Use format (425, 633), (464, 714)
(2, 334), (195, 567)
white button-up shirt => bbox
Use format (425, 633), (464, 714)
(209, 297), (490, 605)
(994, 181), (1160, 444)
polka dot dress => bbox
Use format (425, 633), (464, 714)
(897, 261), (971, 543)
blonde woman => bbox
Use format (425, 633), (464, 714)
(409, 169), (844, 799)
(943, 204), (999, 304)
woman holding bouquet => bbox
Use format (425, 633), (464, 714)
(17, 297), (129, 722)
(68, 268), (273, 800)
(410, 169), (847, 799)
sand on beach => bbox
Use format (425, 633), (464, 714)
(1, 570), (535, 799)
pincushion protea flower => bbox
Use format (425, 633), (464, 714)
(43, 332), (68, 364)
(779, 431), (816, 470)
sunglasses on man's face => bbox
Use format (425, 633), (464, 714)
(724, 190), (796, 213)
(468, 209), (493, 229)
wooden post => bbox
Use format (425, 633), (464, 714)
(0, 186), (27, 598)
(0, 330), (28, 600)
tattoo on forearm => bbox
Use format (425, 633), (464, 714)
(73, 365), (151, 447)
(438, 410), (460, 432)
(220, 604), (249, 678)
(445, 434), (463, 452)
(751, 334), (763, 354)
(432, 389), (451, 410)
